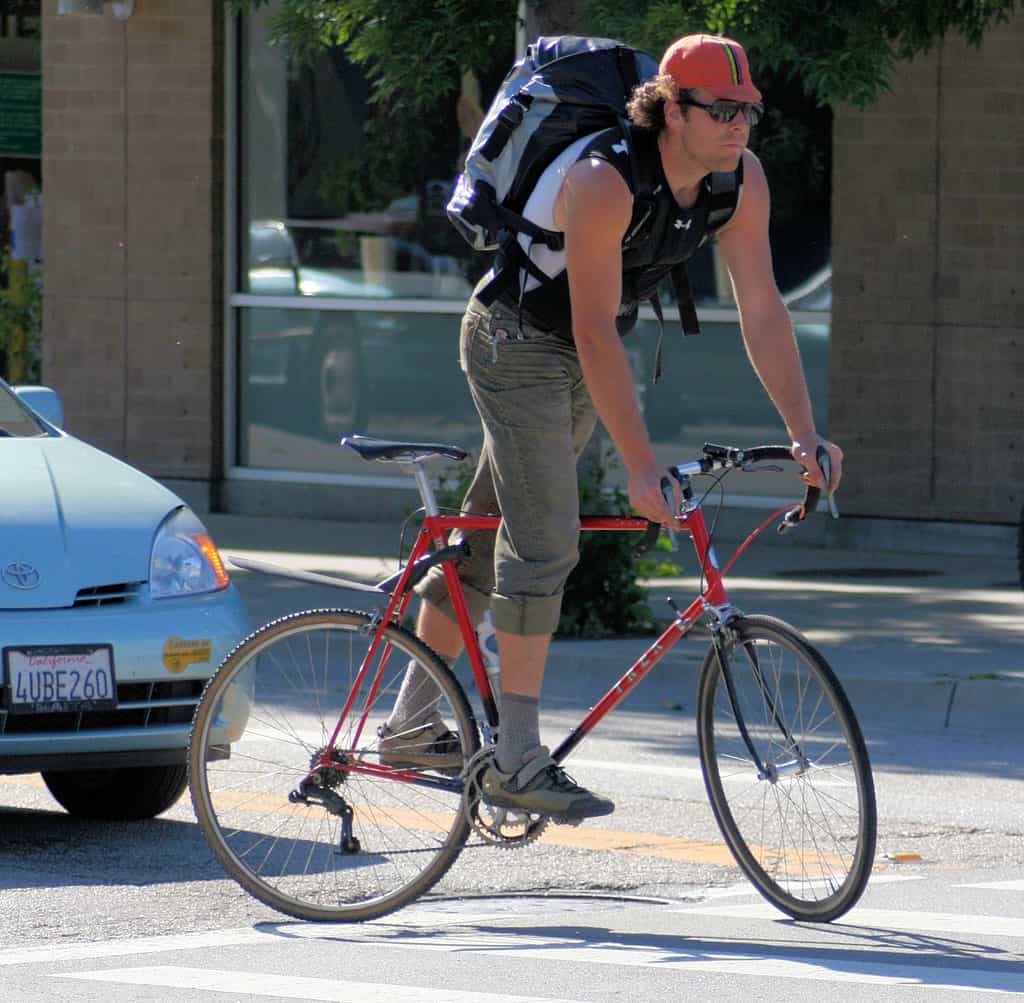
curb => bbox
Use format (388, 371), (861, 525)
(540, 640), (1024, 735)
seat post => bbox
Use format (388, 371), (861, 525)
(408, 460), (440, 516)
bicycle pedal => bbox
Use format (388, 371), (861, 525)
(549, 814), (583, 828)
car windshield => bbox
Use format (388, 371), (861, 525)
(0, 383), (47, 437)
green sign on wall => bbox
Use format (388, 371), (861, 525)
(0, 71), (41, 157)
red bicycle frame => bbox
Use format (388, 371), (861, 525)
(325, 497), (787, 776)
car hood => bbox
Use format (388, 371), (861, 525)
(0, 436), (181, 610)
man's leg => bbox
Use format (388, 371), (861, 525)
(492, 630), (548, 773)
(383, 600), (464, 735)
(384, 438), (499, 737)
(459, 307), (611, 821)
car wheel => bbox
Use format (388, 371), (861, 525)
(311, 315), (368, 438)
(41, 764), (189, 821)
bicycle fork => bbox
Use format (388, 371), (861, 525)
(710, 623), (809, 783)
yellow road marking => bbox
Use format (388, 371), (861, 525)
(206, 786), (848, 875)
(1, 776), (854, 877)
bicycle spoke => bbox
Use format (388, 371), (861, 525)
(190, 610), (478, 922)
(698, 616), (876, 922)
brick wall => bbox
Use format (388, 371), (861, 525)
(41, 0), (223, 497)
(831, 11), (1023, 523)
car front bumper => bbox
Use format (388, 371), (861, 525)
(0, 585), (250, 769)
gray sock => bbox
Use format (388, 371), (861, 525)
(386, 655), (455, 732)
(496, 693), (541, 773)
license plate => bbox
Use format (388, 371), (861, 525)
(3, 645), (117, 714)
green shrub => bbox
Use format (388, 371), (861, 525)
(0, 252), (42, 383)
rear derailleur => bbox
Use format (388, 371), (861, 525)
(288, 748), (360, 855)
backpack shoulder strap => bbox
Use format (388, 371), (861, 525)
(672, 157), (743, 339)
(705, 156), (744, 234)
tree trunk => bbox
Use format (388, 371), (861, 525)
(524, 0), (581, 44)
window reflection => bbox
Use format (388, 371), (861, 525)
(234, 5), (831, 495)
(240, 7), (491, 300)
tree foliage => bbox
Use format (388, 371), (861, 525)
(229, 0), (1017, 110)
(226, 0), (514, 113)
(586, 0), (1018, 108)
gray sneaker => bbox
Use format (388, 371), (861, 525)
(378, 719), (462, 774)
(479, 746), (615, 825)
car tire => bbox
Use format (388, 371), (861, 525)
(41, 764), (189, 821)
(310, 314), (368, 438)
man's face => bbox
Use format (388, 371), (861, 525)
(675, 88), (751, 172)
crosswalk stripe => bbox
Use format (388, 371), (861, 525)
(1, 929), (265, 968)
(683, 901), (1024, 939)
(179, 930), (1024, 995)
(55, 966), (583, 1003)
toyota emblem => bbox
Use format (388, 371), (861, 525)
(2, 562), (41, 590)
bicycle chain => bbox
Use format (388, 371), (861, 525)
(462, 747), (550, 848)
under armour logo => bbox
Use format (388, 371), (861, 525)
(674, 218), (693, 231)
(611, 140), (628, 155)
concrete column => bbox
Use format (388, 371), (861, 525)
(41, 0), (224, 509)
(830, 10), (1023, 523)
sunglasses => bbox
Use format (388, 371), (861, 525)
(679, 97), (764, 127)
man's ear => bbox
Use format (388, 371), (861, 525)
(663, 98), (684, 129)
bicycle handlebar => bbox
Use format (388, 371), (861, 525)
(633, 442), (834, 555)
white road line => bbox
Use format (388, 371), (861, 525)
(1, 928), (265, 968)
(56, 967), (584, 1003)
(695, 875), (924, 901)
(957, 881), (1024, 892)
(150, 932), (1024, 996)
(684, 902), (1024, 939)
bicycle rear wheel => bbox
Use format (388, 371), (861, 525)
(189, 608), (479, 922)
(697, 614), (876, 922)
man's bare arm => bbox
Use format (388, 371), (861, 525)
(717, 151), (842, 491)
(556, 157), (677, 524)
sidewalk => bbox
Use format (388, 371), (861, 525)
(203, 511), (1024, 734)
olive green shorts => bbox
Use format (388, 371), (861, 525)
(416, 296), (596, 636)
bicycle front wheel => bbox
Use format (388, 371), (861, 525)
(697, 615), (876, 922)
(189, 608), (479, 922)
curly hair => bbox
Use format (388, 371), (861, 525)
(626, 74), (694, 131)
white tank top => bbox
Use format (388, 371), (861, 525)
(516, 131), (632, 292)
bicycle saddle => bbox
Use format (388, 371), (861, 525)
(341, 435), (468, 463)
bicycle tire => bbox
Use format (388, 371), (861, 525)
(188, 608), (479, 922)
(697, 614), (876, 922)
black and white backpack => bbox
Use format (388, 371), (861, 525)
(446, 36), (741, 350)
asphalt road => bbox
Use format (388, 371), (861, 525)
(1, 525), (1022, 1001)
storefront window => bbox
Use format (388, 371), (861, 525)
(233, 6), (830, 489)
(239, 8), (488, 302)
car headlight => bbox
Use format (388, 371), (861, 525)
(150, 508), (230, 598)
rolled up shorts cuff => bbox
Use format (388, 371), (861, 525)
(490, 592), (562, 637)
(415, 566), (492, 627)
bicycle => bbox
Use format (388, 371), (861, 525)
(188, 435), (876, 925)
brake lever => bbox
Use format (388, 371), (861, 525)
(778, 447), (839, 534)
(633, 475), (679, 556)
(816, 446), (840, 519)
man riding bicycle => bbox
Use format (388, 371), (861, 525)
(381, 33), (842, 824)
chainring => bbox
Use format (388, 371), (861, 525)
(461, 747), (549, 848)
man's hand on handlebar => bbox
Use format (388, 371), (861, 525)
(628, 462), (680, 528)
(792, 437), (843, 495)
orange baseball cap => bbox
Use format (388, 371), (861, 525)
(659, 34), (762, 103)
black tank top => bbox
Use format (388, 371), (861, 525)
(503, 125), (737, 336)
